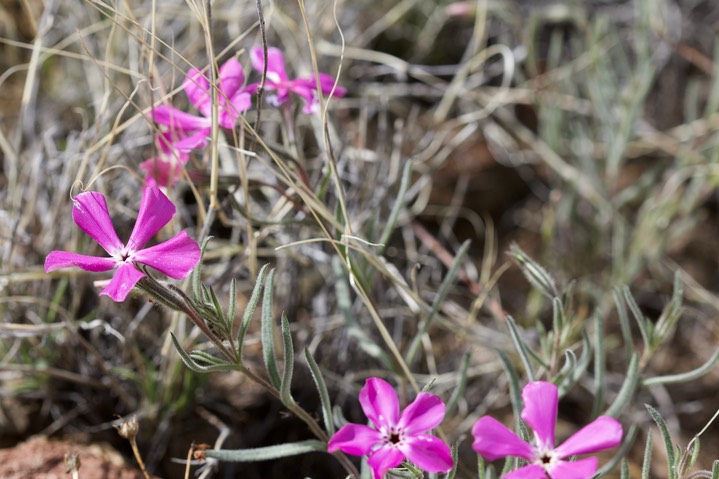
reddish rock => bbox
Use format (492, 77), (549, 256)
(0, 436), (157, 479)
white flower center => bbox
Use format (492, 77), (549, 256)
(116, 249), (134, 264)
(382, 427), (404, 446)
(534, 446), (558, 471)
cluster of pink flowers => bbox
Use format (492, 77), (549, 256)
(143, 47), (346, 188)
(43, 47), (345, 302)
(330, 379), (622, 479)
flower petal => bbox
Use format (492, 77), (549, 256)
(521, 381), (558, 449)
(400, 434), (452, 473)
(218, 90), (252, 128)
(183, 68), (211, 114)
(152, 105), (210, 130)
(327, 423), (382, 456)
(133, 231), (200, 279)
(548, 457), (598, 479)
(397, 392), (445, 435)
(242, 82), (260, 96)
(294, 75), (346, 114)
(45, 251), (117, 273)
(156, 130), (178, 154)
(71, 191), (124, 256)
(472, 416), (535, 462)
(553, 416), (623, 459)
(218, 57), (245, 100)
(367, 445), (405, 479)
(359, 378), (400, 430)
(288, 78), (315, 105)
(126, 187), (175, 252)
(172, 128), (210, 151)
(504, 464), (548, 479)
(315, 72), (347, 96)
(99, 262), (145, 301)
(250, 46), (288, 85)
(295, 73), (346, 97)
(139, 157), (184, 188)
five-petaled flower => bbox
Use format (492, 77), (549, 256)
(250, 46), (346, 113)
(472, 381), (623, 479)
(327, 377), (453, 479)
(152, 57), (256, 149)
(45, 187), (200, 302)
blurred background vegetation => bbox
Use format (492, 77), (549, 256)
(2, 0), (719, 477)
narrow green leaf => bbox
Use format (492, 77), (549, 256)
(305, 349), (334, 436)
(386, 467), (417, 478)
(190, 350), (226, 366)
(237, 265), (269, 358)
(605, 352), (638, 418)
(209, 287), (223, 321)
(227, 278), (237, 332)
(592, 313), (606, 418)
(402, 461), (425, 478)
(280, 313), (296, 407)
(420, 379), (436, 393)
(196, 362), (241, 372)
(446, 442), (459, 479)
(200, 283), (211, 304)
(688, 437), (701, 471)
(505, 316), (536, 382)
(622, 286), (651, 348)
(446, 352), (471, 417)
(619, 459), (629, 479)
(406, 240), (471, 366)
(641, 430), (653, 479)
(552, 297), (565, 337)
(559, 331), (592, 395)
(486, 464), (496, 479)
(711, 460), (719, 479)
(643, 347), (719, 386)
(170, 333), (210, 374)
(208, 286), (228, 335)
(192, 237), (213, 300)
(261, 269), (281, 389)
(555, 349), (576, 388)
(655, 272), (683, 343)
(377, 160), (412, 253)
(497, 350), (523, 423)
(646, 404), (677, 479)
(204, 440), (325, 462)
(509, 243), (558, 298)
(477, 454), (486, 479)
(613, 286), (634, 361)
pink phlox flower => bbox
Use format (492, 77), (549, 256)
(152, 57), (254, 142)
(472, 381), (623, 479)
(45, 187), (201, 302)
(327, 377), (453, 479)
(250, 46), (346, 113)
(139, 131), (191, 188)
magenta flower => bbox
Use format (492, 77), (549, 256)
(328, 377), (453, 479)
(152, 57), (255, 145)
(472, 381), (623, 479)
(45, 187), (200, 302)
(139, 132), (191, 188)
(250, 46), (346, 113)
